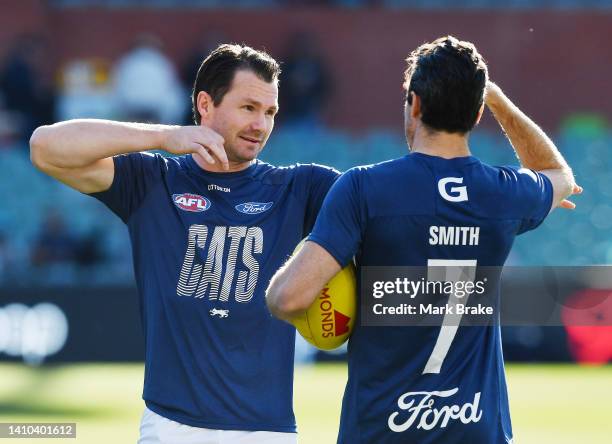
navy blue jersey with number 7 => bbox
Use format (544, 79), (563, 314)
(308, 152), (553, 444)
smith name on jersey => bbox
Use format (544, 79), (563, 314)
(308, 152), (552, 444)
(91, 152), (338, 432)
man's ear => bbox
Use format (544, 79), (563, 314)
(197, 91), (214, 123)
(474, 103), (485, 126)
(410, 91), (422, 119)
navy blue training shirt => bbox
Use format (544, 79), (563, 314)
(308, 152), (553, 444)
(91, 152), (338, 432)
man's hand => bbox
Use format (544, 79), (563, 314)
(558, 184), (583, 210)
(161, 126), (229, 170)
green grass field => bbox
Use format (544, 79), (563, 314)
(0, 363), (610, 443)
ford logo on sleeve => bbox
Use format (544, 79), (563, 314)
(235, 202), (273, 214)
(173, 193), (211, 212)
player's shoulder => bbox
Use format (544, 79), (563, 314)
(256, 161), (339, 185)
(473, 163), (548, 192)
(288, 162), (340, 179)
(251, 160), (300, 185)
(117, 151), (164, 163)
(340, 155), (417, 186)
(114, 151), (175, 176)
(495, 165), (546, 185)
(461, 161), (551, 221)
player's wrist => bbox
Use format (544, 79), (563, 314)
(484, 82), (503, 108)
(156, 125), (181, 152)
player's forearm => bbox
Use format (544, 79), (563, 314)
(30, 119), (175, 169)
(485, 83), (570, 173)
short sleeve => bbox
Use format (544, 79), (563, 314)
(89, 152), (166, 223)
(303, 164), (340, 234)
(307, 168), (364, 267)
(502, 166), (554, 235)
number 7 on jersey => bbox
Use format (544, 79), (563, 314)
(422, 259), (477, 374)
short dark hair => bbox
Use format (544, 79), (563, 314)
(192, 44), (280, 124)
(404, 36), (488, 134)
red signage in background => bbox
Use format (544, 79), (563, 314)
(561, 289), (612, 364)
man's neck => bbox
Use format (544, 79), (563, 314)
(410, 125), (471, 159)
(192, 153), (255, 173)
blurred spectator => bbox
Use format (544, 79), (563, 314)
(0, 102), (21, 148)
(56, 58), (115, 121)
(0, 232), (16, 282)
(0, 35), (56, 145)
(31, 211), (78, 267)
(112, 34), (185, 124)
(74, 228), (105, 267)
(278, 32), (332, 128)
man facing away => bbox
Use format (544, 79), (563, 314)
(267, 36), (581, 444)
(30, 44), (338, 444)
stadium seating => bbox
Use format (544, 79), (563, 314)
(0, 126), (609, 284)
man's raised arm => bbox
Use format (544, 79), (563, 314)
(30, 119), (227, 194)
(485, 82), (581, 209)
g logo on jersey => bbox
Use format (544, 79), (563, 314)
(173, 193), (211, 212)
(438, 177), (468, 202)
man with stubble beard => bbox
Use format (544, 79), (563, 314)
(31, 44), (338, 444)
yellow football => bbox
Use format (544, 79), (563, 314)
(290, 242), (357, 350)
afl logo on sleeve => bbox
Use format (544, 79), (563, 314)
(173, 193), (211, 212)
(438, 177), (468, 202)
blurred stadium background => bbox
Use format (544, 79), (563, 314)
(0, 0), (610, 443)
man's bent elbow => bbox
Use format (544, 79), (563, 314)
(266, 284), (309, 321)
(29, 126), (51, 171)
